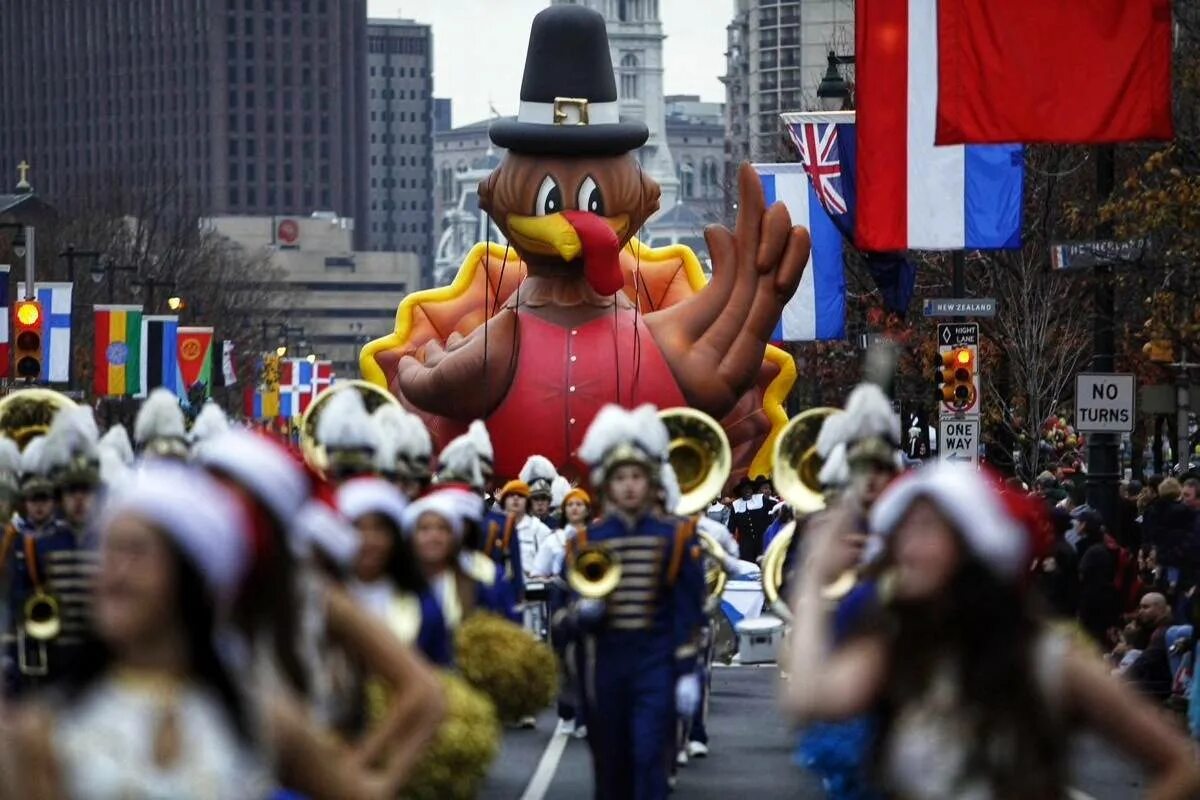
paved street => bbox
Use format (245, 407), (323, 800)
(481, 663), (1152, 800)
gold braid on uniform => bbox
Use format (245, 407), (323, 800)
(401, 673), (501, 800)
(454, 612), (559, 723)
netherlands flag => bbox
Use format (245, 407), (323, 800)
(855, 0), (1024, 252)
(755, 164), (846, 342)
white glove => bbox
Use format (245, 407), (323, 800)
(675, 674), (701, 716)
(576, 598), (606, 624)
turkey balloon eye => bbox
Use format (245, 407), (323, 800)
(577, 176), (605, 215)
(534, 175), (563, 216)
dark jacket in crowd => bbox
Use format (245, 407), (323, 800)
(1142, 498), (1196, 569)
(1128, 622), (1174, 702)
(1077, 531), (1120, 645)
(1035, 537), (1079, 618)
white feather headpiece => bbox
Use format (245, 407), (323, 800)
(0, 437), (21, 476)
(190, 401), (231, 445)
(841, 383), (900, 447)
(134, 388), (187, 447)
(316, 388), (378, 452)
(20, 435), (50, 478)
(98, 424), (135, 467)
(550, 475), (572, 509)
(42, 406), (100, 475)
(578, 404), (669, 483)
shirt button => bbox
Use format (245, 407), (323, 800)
(569, 385), (576, 392)
(570, 329), (578, 336)
(569, 417), (576, 425)
(570, 355), (577, 363)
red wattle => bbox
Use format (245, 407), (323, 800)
(562, 210), (623, 296)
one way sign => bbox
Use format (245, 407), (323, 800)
(938, 416), (980, 466)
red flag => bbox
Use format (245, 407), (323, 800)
(936, 0), (1174, 145)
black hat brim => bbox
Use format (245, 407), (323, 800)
(489, 119), (649, 156)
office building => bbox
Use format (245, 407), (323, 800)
(365, 18), (435, 284)
(0, 0), (368, 246)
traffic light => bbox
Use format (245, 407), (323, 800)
(935, 347), (976, 407)
(12, 299), (43, 380)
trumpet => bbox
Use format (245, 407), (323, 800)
(24, 590), (60, 641)
(567, 544), (622, 599)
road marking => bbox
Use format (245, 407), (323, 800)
(1068, 790), (1096, 800)
(519, 731), (570, 800)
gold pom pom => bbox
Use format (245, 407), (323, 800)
(402, 672), (501, 800)
(455, 611), (559, 722)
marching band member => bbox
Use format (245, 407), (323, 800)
(497, 478), (553, 637)
(371, 405), (433, 501)
(318, 388), (380, 485)
(0, 463), (273, 800)
(340, 477), (451, 666)
(133, 388), (189, 460)
(558, 404), (705, 800)
(196, 429), (445, 795)
(786, 463), (1200, 800)
(2, 436), (68, 697)
(520, 455), (560, 528)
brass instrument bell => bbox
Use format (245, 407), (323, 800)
(697, 529), (729, 602)
(567, 544), (622, 599)
(772, 407), (840, 515)
(23, 590), (60, 641)
(0, 388), (78, 450)
(299, 380), (403, 475)
(658, 407), (732, 517)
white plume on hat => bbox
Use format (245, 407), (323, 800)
(0, 437), (21, 477)
(191, 401), (231, 446)
(134, 388), (187, 446)
(840, 383), (900, 447)
(401, 411), (433, 460)
(371, 404), (432, 473)
(98, 447), (132, 488)
(20, 436), (50, 478)
(437, 420), (493, 488)
(97, 462), (251, 609)
(869, 461), (1028, 580)
(550, 475), (572, 508)
(817, 442), (850, 488)
(42, 406), (99, 472)
(317, 388), (378, 452)
(815, 410), (849, 459)
(519, 455), (558, 485)
(579, 404), (669, 469)
(660, 461), (682, 514)
(99, 425), (135, 467)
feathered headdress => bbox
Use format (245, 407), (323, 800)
(371, 405), (433, 480)
(519, 455), (558, 498)
(134, 388), (188, 460)
(550, 475), (573, 509)
(578, 404), (669, 486)
(99, 424), (134, 466)
(436, 420), (494, 490)
(317, 389), (378, 479)
(190, 401), (231, 453)
(0, 436), (22, 501)
(19, 435), (53, 495)
(43, 406), (101, 487)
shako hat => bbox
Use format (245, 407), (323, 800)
(489, 5), (649, 156)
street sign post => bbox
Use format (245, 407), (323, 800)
(1075, 373), (1136, 433)
(1051, 239), (1147, 270)
(936, 323), (981, 416)
(923, 298), (997, 318)
(938, 416), (980, 465)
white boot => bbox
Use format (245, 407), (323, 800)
(687, 740), (709, 758)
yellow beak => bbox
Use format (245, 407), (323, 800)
(507, 213), (582, 261)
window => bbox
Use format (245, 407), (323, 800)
(678, 158), (695, 198)
(228, 186), (240, 205)
(620, 53), (639, 99)
(229, 163), (240, 181)
(246, 187), (257, 205)
(229, 113), (238, 132)
(245, 114), (256, 132)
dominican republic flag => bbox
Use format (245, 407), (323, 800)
(782, 112), (917, 316)
(313, 360), (335, 398)
(0, 266), (10, 379)
(855, 0), (1024, 252)
(279, 359), (315, 419)
(754, 163), (845, 341)
(138, 315), (180, 397)
(18, 282), (73, 383)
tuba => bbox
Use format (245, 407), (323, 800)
(761, 407), (839, 620)
(697, 529), (729, 608)
(0, 388), (77, 450)
(299, 380), (402, 475)
(658, 407), (731, 517)
(567, 544), (622, 599)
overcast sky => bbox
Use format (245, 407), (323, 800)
(367, 0), (731, 127)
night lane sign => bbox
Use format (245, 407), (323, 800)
(1075, 373), (1135, 433)
(938, 416), (979, 465)
(924, 298), (997, 318)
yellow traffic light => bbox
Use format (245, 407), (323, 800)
(15, 301), (39, 326)
(12, 300), (44, 380)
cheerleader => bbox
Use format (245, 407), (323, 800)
(402, 490), (513, 632)
(196, 429), (444, 796)
(339, 477), (452, 666)
(0, 463), (272, 799)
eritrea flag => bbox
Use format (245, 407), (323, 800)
(93, 305), (143, 397)
(176, 327), (214, 400)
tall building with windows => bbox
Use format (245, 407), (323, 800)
(550, 0), (679, 209)
(0, 0), (368, 246)
(365, 19), (435, 284)
(723, 0), (854, 162)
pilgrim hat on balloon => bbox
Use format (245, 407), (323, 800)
(489, 5), (649, 156)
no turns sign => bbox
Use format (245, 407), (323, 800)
(1075, 373), (1135, 433)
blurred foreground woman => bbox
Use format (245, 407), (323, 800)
(0, 464), (269, 799)
(783, 462), (1200, 800)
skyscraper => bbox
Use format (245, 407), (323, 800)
(0, 0), (368, 246)
(364, 19), (435, 284)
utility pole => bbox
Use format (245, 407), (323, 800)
(1086, 146), (1119, 525)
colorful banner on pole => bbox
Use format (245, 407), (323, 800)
(0, 265), (10, 379)
(245, 353), (282, 420)
(221, 340), (238, 386)
(18, 281), (73, 384)
(139, 315), (180, 397)
(176, 327), (214, 399)
(279, 358), (315, 420)
(93, 305), (144, 397)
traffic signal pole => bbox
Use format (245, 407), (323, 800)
(1086, 146), (1119, 526)
(22, 226), (34, 300)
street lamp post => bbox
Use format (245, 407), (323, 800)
(816, 51), (855, 112)
(89, 258), (138, 304)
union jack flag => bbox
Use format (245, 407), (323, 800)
(788, 121), (848, 216)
